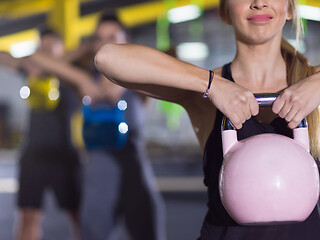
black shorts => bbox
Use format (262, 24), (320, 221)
(17, 148), (81, 210)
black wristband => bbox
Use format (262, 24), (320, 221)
(203, 70), (214, 99)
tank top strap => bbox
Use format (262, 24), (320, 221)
(221, 62), (234, 82)
(203, 62), (234, 150)
(204, 63), (233, 141)
(202, 63), (232, 187)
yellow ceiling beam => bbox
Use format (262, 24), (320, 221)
(0, 0), (91, 19)
(298, 0), (320, 7)
(0, 0), (98, 52)
(118, 1), (165, 28)
(47, 0), (81, 50)
(0, 29), (39, 52)
(47, 0), (100, 50)
(76, 13), (100, 38)
(0, 0), (54, 19)
(118, 0), (220, 28)
(0, 14), (99, 52)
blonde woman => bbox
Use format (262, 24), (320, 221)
(95, 0), (320, 239)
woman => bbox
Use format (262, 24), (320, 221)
(95, 0), (320, 239)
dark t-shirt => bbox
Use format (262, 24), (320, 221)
(20, 80), (79, 163)
(199, 63), (320, 239)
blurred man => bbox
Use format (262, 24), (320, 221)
(0, 28), (84, 240)
(79, 14), (166, 240)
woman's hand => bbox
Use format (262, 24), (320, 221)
(210, 75), (259, 129)
(272, 72), (320, 129)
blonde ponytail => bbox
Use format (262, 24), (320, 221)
(281, 38), (320, 159)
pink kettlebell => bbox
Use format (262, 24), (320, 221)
(219, 93), (320, 225)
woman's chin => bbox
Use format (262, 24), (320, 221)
(238, 34), (280, 46)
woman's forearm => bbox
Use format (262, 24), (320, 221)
(95, 43), (209, 101)
(27, 52), (92, 88)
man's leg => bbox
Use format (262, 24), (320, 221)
(121, 144), (166, 240)
(16, 159), (46, 240)
(81, 150), (122, 240)
(16, 208), (43, 240)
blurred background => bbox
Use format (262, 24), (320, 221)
(0, 0), (319, 239)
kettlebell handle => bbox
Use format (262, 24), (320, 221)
(221, 93), (310, 157)
(255, 93), (278, 107)
(222, 93), (307, 130)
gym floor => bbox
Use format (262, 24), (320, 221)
(0, 149), (207, 240)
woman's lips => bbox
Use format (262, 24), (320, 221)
(248, 14), (273, 22)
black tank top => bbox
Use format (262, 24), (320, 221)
(200, 63), (320, 239)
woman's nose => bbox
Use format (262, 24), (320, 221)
(250, 0), (268, 10)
